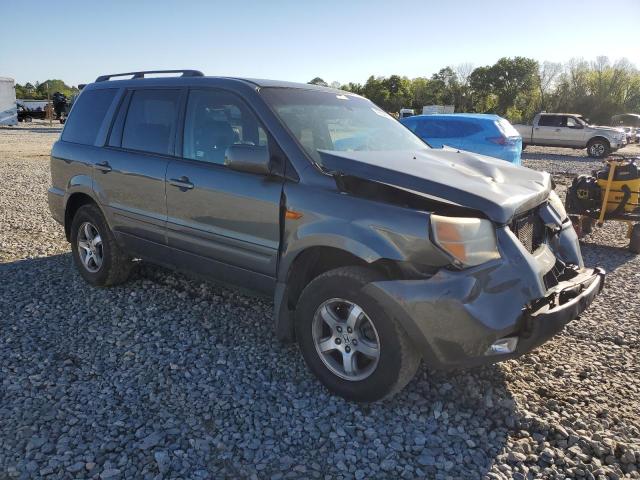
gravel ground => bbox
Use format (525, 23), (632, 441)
(1, 122), (639, 480)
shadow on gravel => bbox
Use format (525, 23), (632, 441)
(1, 253), (515, 478)
(580, 241), (637, 273)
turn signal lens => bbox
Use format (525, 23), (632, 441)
(431, 215), (500, 267)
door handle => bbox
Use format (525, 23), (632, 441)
(555, 128), (561, 132)
(95, 161), (112, 173)
(169, 176), (194, 190)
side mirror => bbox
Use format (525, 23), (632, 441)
(224, 144), (271, 175)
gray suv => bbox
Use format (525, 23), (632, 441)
(49, 70), (605, 401)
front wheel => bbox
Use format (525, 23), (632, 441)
(296, 266), (420, 402)
(587, 139), (610, 158)
(70, 204), (132, 286)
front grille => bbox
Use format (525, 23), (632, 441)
(511, 210), (546, 253)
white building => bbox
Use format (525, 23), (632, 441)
(0, 77), (18, 126)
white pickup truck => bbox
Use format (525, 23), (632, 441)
(515, 113), (626, 158)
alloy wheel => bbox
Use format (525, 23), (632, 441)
(77, 222), (103, 273)
(590, 143), (605, 157)
(311, 298), (381, 381)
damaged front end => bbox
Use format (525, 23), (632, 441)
(317, 148), (604, 367)
(361, 202), (604, 368)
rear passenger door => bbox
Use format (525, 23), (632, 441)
(534, 114), (561, 145)
(165, 88), (283, 292)
(96, 88), (183, 254)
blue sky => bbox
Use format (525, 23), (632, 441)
(2, 0), (639, 87)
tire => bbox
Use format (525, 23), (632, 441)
(295, 266), (420, 402)
(70, 204), (132, 286)
(630, 224), (640, 254)
(587, 138), (610, 158)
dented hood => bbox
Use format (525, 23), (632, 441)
(318, 148), (551, 224)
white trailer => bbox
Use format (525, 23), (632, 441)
(0, 77), (18, 126)
(422, 105), (455, 115)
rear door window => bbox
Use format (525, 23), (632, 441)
(538, 115), (561, 127)
(62, 89), (117, 145)
(446, 120), (483, 138)
(121, 89), (181, 155)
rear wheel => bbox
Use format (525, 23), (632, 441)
(630, 224), (640, 254)
(587, 139), (610, 158)
(70, 204), (132, 286)
(296, 266), (420, 402)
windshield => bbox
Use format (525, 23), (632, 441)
(261, 88), (428, 164)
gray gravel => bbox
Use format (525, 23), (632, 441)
(1, 122), (639, 479)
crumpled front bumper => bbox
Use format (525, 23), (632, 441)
(363, 218), (605, 369)
(516, 266), (604, 355)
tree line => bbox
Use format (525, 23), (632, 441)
(310, 56), (640, 124)
(14, 80), (79, 101)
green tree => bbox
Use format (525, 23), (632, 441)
(361, 76), (390, 110)
(469, 57), (539, 120)
(410, 77), (430, 111)
(381, 75), (413, 112)
(340, 82), (364, 95)
(308, 77), (328, 87)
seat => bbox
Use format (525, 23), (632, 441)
(194, 119), (236, 164)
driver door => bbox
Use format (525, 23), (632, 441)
(561, 116), (586, 147)
(165, 88), (283, 292)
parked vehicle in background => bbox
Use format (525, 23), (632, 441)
(399, 108), (414, 119)
(17, 104), (31, 122)
(611, 113), (640, 128)
(515, 113), (626, 158)
(16, 100), (48, 121)
(422, 105), (454, 115)
(0, 77), (18, 126)
(611, 114), (640, 144)
(401, 113), (523, 165)
(49, 70), (604, 401)
(620, 127), (636, 144)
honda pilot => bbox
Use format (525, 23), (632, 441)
(48, 70), (605, 401)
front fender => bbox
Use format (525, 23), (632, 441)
(278, 221), (402, 282)
(278, 182), (452, 282)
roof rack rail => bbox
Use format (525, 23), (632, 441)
(95, 70), (204, 82)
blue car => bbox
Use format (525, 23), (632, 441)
(400, 113), (523, 165)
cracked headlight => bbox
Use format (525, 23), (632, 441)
(547, 190), (567, 220)
(430, 215), (501, 267)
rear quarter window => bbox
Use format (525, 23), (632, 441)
(447, 120), (483, 138)
(61, 89), (117, 145)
